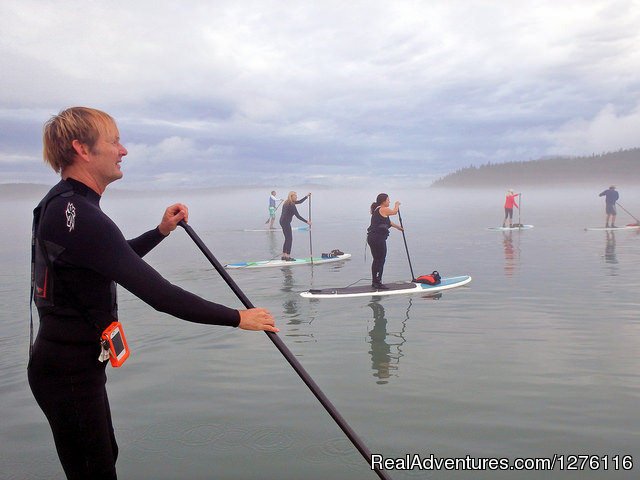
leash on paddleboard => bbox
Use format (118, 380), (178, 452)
(397, 209), (416, 282)
(616, 202), (640, 224)
(178, 221), (392, 480)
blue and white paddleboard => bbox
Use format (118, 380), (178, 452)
(225, 253), (351, 269)
(487, 225), (534, 231)
(300, 275), (472, 298)
(584, 224), (640, 231)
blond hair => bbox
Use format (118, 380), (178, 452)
(285, 191), (297, 205)
(43, 107), (116, 173)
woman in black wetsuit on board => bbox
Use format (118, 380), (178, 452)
(279, 191), (311, 261)
(367, 193), (403, 289)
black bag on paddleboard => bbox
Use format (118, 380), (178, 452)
(416, 271), (441, 285)
(321, 248), (344, 258)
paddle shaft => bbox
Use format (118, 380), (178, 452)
(308, 195), (313, 264)
(178, 221), (391, 480)
(518, 193), (522, 225)
(397, 209), (416, 281)
(616, 202), (640, 223)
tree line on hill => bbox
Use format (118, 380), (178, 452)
(431, 148), (640, 188)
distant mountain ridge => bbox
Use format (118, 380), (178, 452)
(431, 148), (640, 188)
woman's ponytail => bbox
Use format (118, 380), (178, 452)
(370, 193), (388, 214)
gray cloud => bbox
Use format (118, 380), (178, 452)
(1, 0), (639, 188)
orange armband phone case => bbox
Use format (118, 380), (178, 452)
(101, 321), (130, 367)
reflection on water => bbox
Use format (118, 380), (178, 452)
(268, 229), (279, 257)
(502, 231), (519, 277)
(367, 294), (445, 384)
(281, 270), (299, 316)
(280, 267), (316, 344)
(604, 231), (618, 265)
(281, 266), (294, 294)
(280, 266), (300, 317)
(367, 300), (409, 385)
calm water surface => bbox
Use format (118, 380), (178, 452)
(1, 186), (639, 479)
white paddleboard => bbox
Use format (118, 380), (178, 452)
(300, 275), (472, 298)
(487, 225), (534, 231)
(243, 226), (309, 232)
(584, 224), (640, 231)
(225, 253), (351, 269)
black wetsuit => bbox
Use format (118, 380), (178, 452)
(279, 196), (308, 255)
(28, 178), (239, 479)
(367, 207), (391, 285)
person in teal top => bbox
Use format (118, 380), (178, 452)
(267, 190), (282, 229)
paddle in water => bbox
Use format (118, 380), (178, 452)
(616, 202), (640, 225)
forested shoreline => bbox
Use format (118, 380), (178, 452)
(431, 148), (640, 188)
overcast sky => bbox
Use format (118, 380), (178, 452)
(1, 0), (639, 189)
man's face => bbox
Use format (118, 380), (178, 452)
(89, 122), (128, 186)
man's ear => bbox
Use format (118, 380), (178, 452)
(71, 139), (91, 163)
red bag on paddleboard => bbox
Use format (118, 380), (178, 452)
(416, 271), (441, 285)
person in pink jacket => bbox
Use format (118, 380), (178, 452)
(502, 189), (520, 227)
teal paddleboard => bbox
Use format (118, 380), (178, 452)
(225, 253), (351, 269)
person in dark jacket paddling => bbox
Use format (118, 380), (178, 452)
(367, 193), (403, 289)
(599, 185), (620, 228)
(279, 191), (311, 260)
(28, 107), (278, 480)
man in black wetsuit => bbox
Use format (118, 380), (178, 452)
(28, 107), (278, 479)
